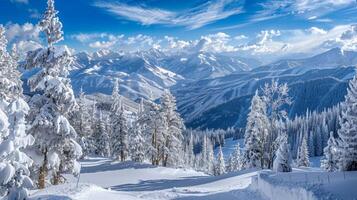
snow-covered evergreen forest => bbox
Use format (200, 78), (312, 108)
(1, 0), (357, 199)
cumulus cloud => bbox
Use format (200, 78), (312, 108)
(72, 24), (357, 63)
(3, 23), (42, 59)
(5, 23), (41, 43)
(323, 24), (357, 51)
(94, 0), (243, 30)
(195, 32), (237, 52)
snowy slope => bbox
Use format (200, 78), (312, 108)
(175, 66), (355, 129)
(30, 157), (266, 200)
(29, 156), (357, 200)
(71, 50), (184, 100)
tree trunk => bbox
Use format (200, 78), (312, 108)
(120, 150), (125, 162)
(52, 170), (60, 185)
(38, 149), (48, 189)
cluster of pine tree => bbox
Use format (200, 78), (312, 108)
(0, 0), (83, 198)
(72, 86), (187, 168)
(242, 76), (357, 173)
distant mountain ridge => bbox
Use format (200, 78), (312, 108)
(21, 47), (357, 129)
(70, 49), (260, 99)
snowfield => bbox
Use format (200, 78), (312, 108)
(28, 156), (357, 200)
(30, 157), (265, 200)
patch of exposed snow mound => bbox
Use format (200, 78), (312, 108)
(252, 170), (357, 200)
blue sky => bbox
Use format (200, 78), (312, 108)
(2, 0), (357, 61)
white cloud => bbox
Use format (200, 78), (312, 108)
(234, 35), (248, 40)
(14, 40), (42, 58)
(89, 40), (117, 49)
(4, 23), (42, 58)
(307, 27), (327, 35)
(195, 32), (237, 52)
(94, 0), (243, 30)
(72, 24), (357, 62)
(323, 24), (357, 51)
(94, 2), (174, 25)
(5, 23), (41, 43)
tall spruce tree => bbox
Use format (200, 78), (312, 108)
(273, 133), (292, 172)
(243, 91), (268, 169)
(93, 110), (111, 157)
(24, 0), (82, 188)
(110, 80), (129, 161)
(297, 136), (309, 167)
(337, 72), (357, 171)
(0, 25), (35, 199)
(160, 90), (184, 167)
(227, 143), (242, 172)
(215, 146), (226, 176)
(321, 132), (339, 172)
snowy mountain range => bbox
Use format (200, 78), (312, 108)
(22, 47), (357, 129)
(175, 48), (357, 129)
(70, 49), (261, 100)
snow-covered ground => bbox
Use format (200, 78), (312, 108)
(30, 157), (266, 200)
(29, 155), (357, 200)
(28, 136), (357, 200)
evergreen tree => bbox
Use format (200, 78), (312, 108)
(337, 73), (357, 171)
(227, 143), (242, 172)
(206, 138), (215, 175)
(184, 132), (195, 168)
(71, 88), (92, 157)
(321, 132), (339, 172)
(110, 80), (129, 161)
(160, 90), (185, 167)
(0, 25), (35, 199)
(200, 136), (208, 171)
(297, 136), (309, 167)
(261, 80), (291, 169)
(130, 123), (145, 163)
(243, 91), (268, 169)
(273, 133), (292, 172)
(24, 0), (82, 188)
(138, 99), (164, 166)
(93, 111), (110, 157)
(215, 146), (226, 176)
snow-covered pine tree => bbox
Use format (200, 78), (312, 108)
(321, 132), (339, 172)
(243, 91), (268, 169)
(130, 122), (145, 163)
(227, 143), (242, 172)
(24, 0), (82, 187)
(93, 110), (110, 157)
(71, 88), (92, 157)
(184, 132), (195, 168)
(215, 146), (226, 176)
(297, 136), (309, 167)
(337, 72), (357, 171)
(200, 136), (208, 171)
(110, 79), (129, 161)
(0, 25), (35, 199)
(273, 133), (292, 172)
(160, 90), (185, 167)
(206, 138), (215, 175)
(137, 99), (164, 166)
(261, 80), (291, 169)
